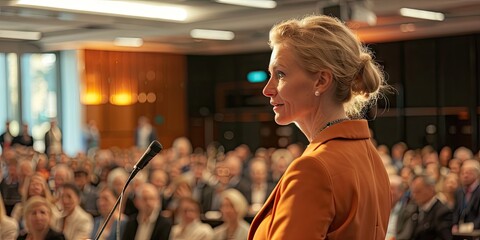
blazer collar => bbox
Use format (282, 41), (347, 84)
(303, 119), (371, 155)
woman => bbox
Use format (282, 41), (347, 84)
(11, 174), (60, 234)
(170, 197), (214, 240)
(91, 185), (128, 240)
(58, 183), (93, 240)
(438, 172), (459, 209)
(213, 189), (249, 240)
(248, 15), (390, 239)
(0, 192), (19, 240)
(17, 196), (64, 240)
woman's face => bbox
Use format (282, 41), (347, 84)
(220, 198), (237, 223)
(28, 178), (45, 197)
(263, 44), (317, 125)
(97, 189), (115, 216)
(61, 188), (79, 214)
(27, 204), (51, 232)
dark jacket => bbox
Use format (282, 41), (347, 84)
(17, 228), (65, 240)
(453, 185), (480, 229)
(122, 212), (172, 240)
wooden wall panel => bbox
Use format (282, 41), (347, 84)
(83, 50), (187, 149)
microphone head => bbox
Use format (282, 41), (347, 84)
(134, 140), (163, 170)
(149, 140), (163, 154)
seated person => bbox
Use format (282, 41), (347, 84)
(17, 196), (65, 240)
(58, 183), (93, 240)
(213, 189), (250, 240)
(122, 183), (172, 240)
(170, 197), (214, 240)
(91, 185), (128, 240)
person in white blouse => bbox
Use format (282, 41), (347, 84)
(170, 197), (213, 240)
(213, 189), (250, 240)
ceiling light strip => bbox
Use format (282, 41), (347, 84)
(15, 0), (187, 21)
(190, 29), (235, 41)
(0, 30), (41, 40)
(215, 0), (277, 9)
(400, 8), (445, 21)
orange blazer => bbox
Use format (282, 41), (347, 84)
(248, 120), (391, 240)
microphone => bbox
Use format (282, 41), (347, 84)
(133, 140), (163, 170)
(94, 140), (163, 240)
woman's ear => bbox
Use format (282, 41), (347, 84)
(314, 70), (333, 94)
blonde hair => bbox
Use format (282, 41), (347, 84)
(22, 174), (54, 203)
(221, 188), (248, 219)
(23, 196), (54, 231)
(269, 15), (386, 117)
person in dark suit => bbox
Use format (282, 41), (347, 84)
(224, 154), (250, 199)
(452, 159), (480, 233)
(189, 153), (215, 213)
(122, 183), (171, 240)
(397, 175), (452, 240)
(245, 158), (275, 215)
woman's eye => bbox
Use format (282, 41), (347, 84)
(276, 71), (285, 79)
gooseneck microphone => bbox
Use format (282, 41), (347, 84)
(94, 140), (163, 240)
(133, 140), (163, 170)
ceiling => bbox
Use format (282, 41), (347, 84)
(0, 0), (479, 55)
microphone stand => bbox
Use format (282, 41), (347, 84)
(94, 166), (141, 240)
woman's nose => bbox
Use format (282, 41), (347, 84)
(262, 79), (276, 97)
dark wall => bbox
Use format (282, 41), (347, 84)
(187, 33), (480, 152)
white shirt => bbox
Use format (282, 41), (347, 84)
(170, 219), (213, 240)
(251, 183), (267, 205)
(135, 208), (160, 240)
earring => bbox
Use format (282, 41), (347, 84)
(314, 91), (320, 96)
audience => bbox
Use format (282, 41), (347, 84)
(4, 131), (480, 240)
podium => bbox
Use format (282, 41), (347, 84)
(453, 231), (480, 240)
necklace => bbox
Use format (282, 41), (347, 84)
(311, 118), (350, 141)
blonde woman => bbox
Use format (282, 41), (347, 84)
(11, 173), (61, 234)
(213, 189), (250, 240)
(0, 192), (19, 240)
(248, 15), (390, 239)
(17, 196), (65, 240)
